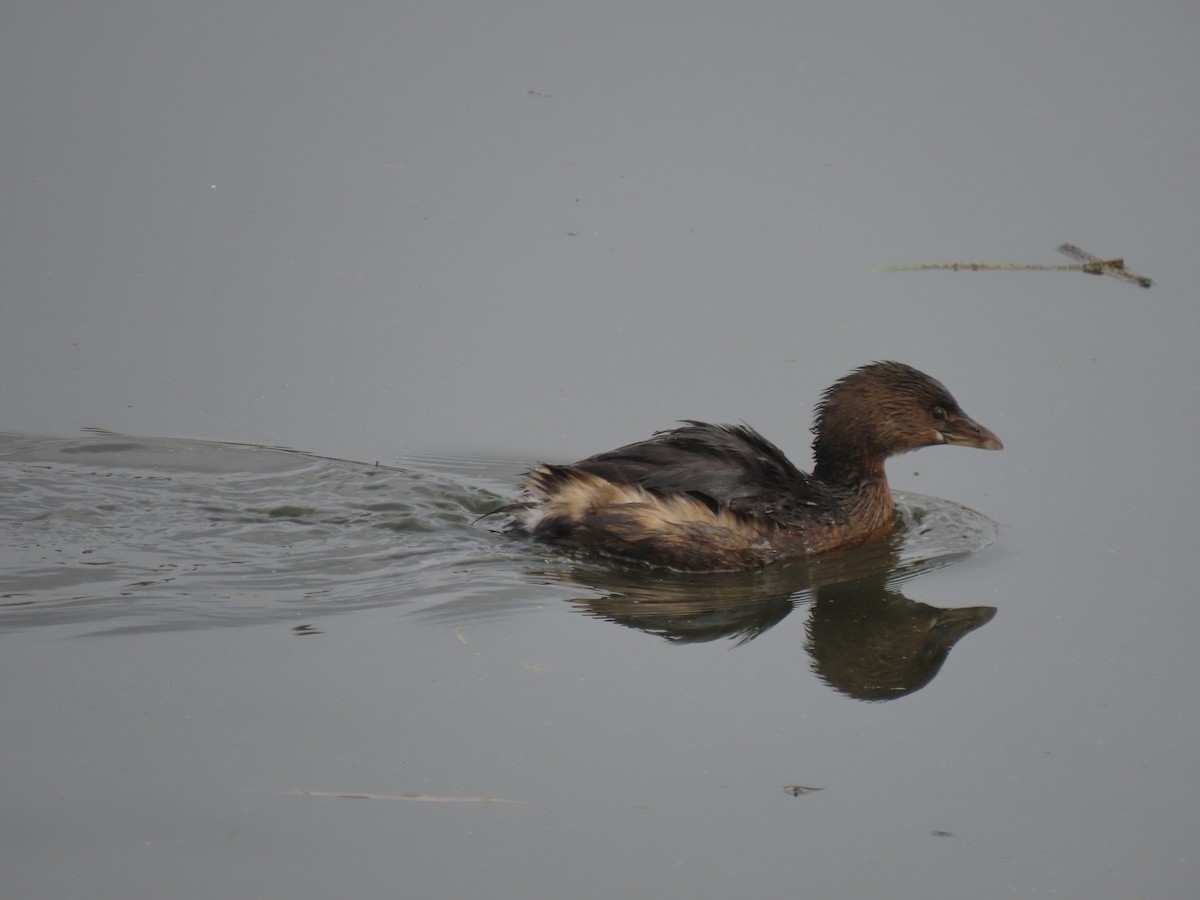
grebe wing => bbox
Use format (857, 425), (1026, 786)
(571, 421), (822, 515)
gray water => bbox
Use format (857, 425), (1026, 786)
(3, 0), (1200, 897)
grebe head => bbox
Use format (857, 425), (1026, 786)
(813, 361), (1002, 467)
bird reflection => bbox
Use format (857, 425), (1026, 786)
(560, 532), (996, 701)
(804, 577), (994, 700)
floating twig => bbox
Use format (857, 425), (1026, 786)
(879, 243), (1153, 289)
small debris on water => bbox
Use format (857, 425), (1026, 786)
(782, 785), (824, 796)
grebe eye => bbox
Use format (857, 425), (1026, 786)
(931, 406), (947, 421)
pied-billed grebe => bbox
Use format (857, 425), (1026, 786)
(496, 361), (1001, 571)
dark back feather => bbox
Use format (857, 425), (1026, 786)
(571, 421), (827, 519)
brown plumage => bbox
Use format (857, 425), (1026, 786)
(494, 362), (1002, 572)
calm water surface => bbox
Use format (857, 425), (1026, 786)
(4, 1), (1200, 897)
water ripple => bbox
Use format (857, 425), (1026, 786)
(0, 432), (997, 634)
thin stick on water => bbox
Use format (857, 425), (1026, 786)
(877, 243), (1153, 289)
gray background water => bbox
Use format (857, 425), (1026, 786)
(3, 1), (1199, 898)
